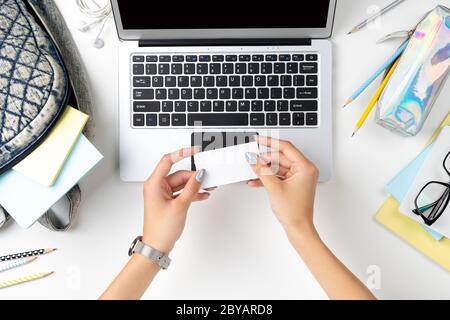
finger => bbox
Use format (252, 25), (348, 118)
(151, 147), (199, 179)
(259, 152), (292, 169)
(192, 192), (210, 202)
(256, 136), (307, 163)
(177, 169), (206, 206)
(247, 179), (264, 188)
(166, 170), (194, 189)
(245, 152), (281, 192)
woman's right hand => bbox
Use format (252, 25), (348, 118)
(245, 136), (319, 237)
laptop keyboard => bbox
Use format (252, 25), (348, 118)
(131, 53), (319, 128)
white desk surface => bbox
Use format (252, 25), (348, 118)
(0, 0), (449, 300)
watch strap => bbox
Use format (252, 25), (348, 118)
(129, 236), (171, 270)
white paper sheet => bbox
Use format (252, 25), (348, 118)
(193, 142), (259, 189)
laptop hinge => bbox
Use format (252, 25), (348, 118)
(138, 38), (312, 47)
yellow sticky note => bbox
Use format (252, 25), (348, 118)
(13, 106), (89, 187)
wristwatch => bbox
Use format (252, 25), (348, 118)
(128, 236), (171, 270)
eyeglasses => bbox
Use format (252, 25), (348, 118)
(413, 151), (450, 226)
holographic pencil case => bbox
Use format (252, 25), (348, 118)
(376, 5), (450, 137)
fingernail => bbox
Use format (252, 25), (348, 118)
(245, 152), (257, 165)
(195, 169), (206, 182)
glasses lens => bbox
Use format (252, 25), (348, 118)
(416, 182), (450, 222)
(444, 151), (450, 176)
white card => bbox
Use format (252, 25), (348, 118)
(193, 142), (259, 189)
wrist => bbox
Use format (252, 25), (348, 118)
(142, 235), (174, 254)
(284, 222), (320, 246)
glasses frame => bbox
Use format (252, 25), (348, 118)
(413, 151), (450, 226)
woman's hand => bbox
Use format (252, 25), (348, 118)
(245, 136), (319, 237)
(142, 147), (209, 253)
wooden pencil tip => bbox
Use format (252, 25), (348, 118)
(27, 256), (37, 262)
(352, 127), (360, 137)
(342, 98), (353, 108)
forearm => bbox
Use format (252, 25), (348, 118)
(287, 224), (376, 300)
(100, 254), (160, 300)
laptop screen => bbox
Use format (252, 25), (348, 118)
(116, 0), (331, 30)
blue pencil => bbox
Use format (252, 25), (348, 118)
(343, 39), (409, 107)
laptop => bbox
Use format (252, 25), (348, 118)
(111, 0), (336, 182)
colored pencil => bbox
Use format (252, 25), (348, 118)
(348, 0), (406, 34)
(0, 272), (54, 289)
(0, 257), (37, 273)
(352, 58), (400, 137)
(0, 248), (56, 262)
(343, 39), (408, 108)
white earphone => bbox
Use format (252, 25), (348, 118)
(76, 0), (111, 49)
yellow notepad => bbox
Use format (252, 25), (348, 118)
(13, 106), (89, 187)
(375, 113), (450, 271)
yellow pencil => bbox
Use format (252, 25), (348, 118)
(351, 58), (400, 137)
(0, 271), (54, 289)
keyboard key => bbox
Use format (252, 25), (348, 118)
(306, 54), (318, 61)
(258, 88), (269, 99)
(200, 101), (212, 112)
(292, 54), (304, 61)
(226, 101), (238, 112)
(226, 55), (237, 62)
(252, 55), (264, 61)
(190, 76), (202, 87)
(235, 63), (246, 74)
(242, 76), (253, 87)
(306, 75), (318, 86)
(239, 55), (251, 61)
(250, 113), (265, 125)
(188, 113), (248, 126)
(229, 76), (240, 87)
(134, 101), (160, 112)
(279, 54), (291, 61)
(178, 76), (189, 87)
(133, 113), (144, 126)
(146, 64), (157, 75)
(223, 63), (234, 74)
(300, 62), (318, 74)
(133, 64), (144, 75)
(212, 55), (224, 62)
(168, 88), (180, 100)
(293, 112), (305, 126)
(199, 55), (211, 62)
(251, 101), (263, 112)
(255, 76), (266, 86)
(274, 63), (286, 74)
(210, 63), (221, 74)
(281, 75), (292, 86)
(306, 113), (318, 126)
(187, 101), (199, 112)
(197, 63), (208, 74)
(216, 76), (227, 87)
(146, 55), (157, 62)
(270, 88), (282, 99)
(158, 64), (170, 74)
(207, 88), (218, 99)
(181, 88), (192, 99)
(152, 76), (164, 87)
(171, 64), (182, 74)
(186, 55), (198, 62)
(203, 76), (215, 87)
(219, 88), (231, 99)
(287, 63), (298, 74)
(133, 56), (144, 62)
(133, 89), (154, 100)
(213, 101), (224, 112)
(172, 55), (184, 62)
(294, 75), (305, 86)
(159, 55), (171, 62)
(264, 100), (276, 111)
(277, 100), (289, 111)
(133, 76), (150, 87)
(267, 75), (279, 86)
(279, 113), (291, 126)
(296, 87), (318, 99)
(266, 113), (278, 126)
(238, 101), (250, 112)
(175, 101), (186, 112)
(146, 114), (157, 126)
(162, 101), (174, 112)
(261, 63), (272, 74)
(172, 113), (186, 126)
(283, 88), (295, 99)
(245, 88), (256, 99)
(194, 88), (205, 99)
(232, 88), (244, 99)
(248, 63), (259, 74)
(265, 55), (277, 61)
(290, 100), (318, 111)
(155, 88), (167, 99)
(184, 63), (196, 74)
(165, 76), (176, 87)
(159, 113), (170, 126)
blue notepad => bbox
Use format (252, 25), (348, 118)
(0, 135), (102, 228)
(386, 144), (443, 241)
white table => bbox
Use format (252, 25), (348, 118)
(1, 0), (449, 299)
